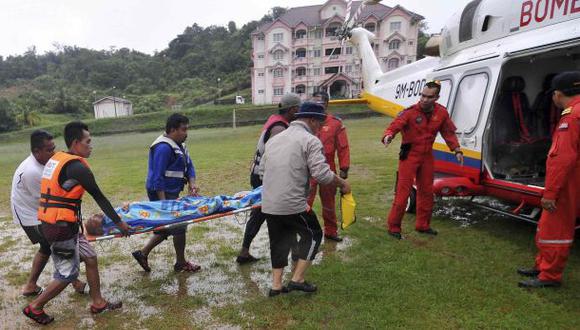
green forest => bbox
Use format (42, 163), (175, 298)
(0, 8), (294, 133)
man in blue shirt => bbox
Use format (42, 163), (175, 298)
(132, 113), (201, 273)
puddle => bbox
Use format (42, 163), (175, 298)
(0, 212), (354, 328)
(433, 197), (510, 227)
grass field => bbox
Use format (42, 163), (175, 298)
(0, 117), (578, 329)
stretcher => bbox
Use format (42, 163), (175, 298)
(86, 187), (261, 242)
(86, 205), (259, 242)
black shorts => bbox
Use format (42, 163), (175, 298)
(22, 225), (51, 255)
(265, 210), (323, 269)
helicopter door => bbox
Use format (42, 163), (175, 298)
(435, 72), (489, 182)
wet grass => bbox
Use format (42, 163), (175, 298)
(0, 117), (578, 328)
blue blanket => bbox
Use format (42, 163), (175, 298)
(101, 187), (261, 235)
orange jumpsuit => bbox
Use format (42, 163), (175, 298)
(382, 103), (460, 233)
(307, 114), (350, 236)
(535, 96), (580, 282)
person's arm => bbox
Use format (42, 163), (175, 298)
(306, 138), (350, 193)
(439, 112), (463, 165)
(65, 161), (130, 235)
(150, 144), (172, 200)
(382, 110), (409, 146)
(542, 115), (580, 209)
(268, 123), (287, 139)
(185, 154), (199, 196)
(335, 122), (350, 179)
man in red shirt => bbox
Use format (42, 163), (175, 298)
(307, 91), (350, 242)
(382, 81), (463, 239)
(518, 71), (580, 288)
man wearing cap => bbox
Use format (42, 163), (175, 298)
(382, 81), (463, 239)
(307, 91), (350, 242)
(236, 93), (301, 264)
(259, 101), (351, 296)
(518, 71), (580, 288)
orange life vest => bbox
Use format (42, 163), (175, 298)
(38, 151), (89, 224)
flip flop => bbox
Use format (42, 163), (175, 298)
(131, 250), (151, 272)
(90, 300), (123, 314)
(22, 305), (54, 325)
(174, 261), (201, 273)
(22, 286), (44, 297)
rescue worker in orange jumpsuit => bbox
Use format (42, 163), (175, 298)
(307, 91), (350, 242)
(518, 71), (580, 288)
(382, 81), (463, 240)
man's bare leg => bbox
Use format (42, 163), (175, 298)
(22, 252), (49, 294)
(83, 256), (106, 307)
(290, 259), (311, 283)
(272, 268), (284, 290)
(173, 233), (187, 265)
(140, 234), (166, 257)
(29, 280), (69, 310)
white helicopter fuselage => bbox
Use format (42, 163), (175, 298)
(349, 0), (580, 221)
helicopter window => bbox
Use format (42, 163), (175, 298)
(451, 72), (489, 134)
(435, 79), (453, 108)
(459, 0), (482, 42)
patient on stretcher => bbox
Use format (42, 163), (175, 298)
(85, 188), (261, 236)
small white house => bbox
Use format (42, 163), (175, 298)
(93, 96), (133, 119)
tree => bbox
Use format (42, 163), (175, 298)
(0, 98), (18, 132)
(228, 21), (237, 33)
(416, 21), (430, 60)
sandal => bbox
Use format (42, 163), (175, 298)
(90, 300), (123, 314)
(174, 261), (201, 273)
(236, 254), (260, 264)
(131, 250), (151, 272)
(22, 286), (44, 297)
(22, 305), (54, 325)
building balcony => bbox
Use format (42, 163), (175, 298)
(293, 75), (308, 82)
(293, 38), (307, 46)
(293, 56), (307, 64)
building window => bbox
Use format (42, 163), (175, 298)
(387, 58), (399, 70)
(407, 59), (413, 64)
(258, 72), (264, 77)
(296, 67), (306, 76)
(364, 23), (376, 32)
(295, 30), (307, 39)
(295, 84), (306, 94)
(325, 48), (341, 56)
(389, 40), (401, 50)
(273, 87), (284, 96)
(390, 21), (402, 32)
(258, 89), (264, 94)
(273, 33), (284, 42)
(325, 66), (340, 74)
(345, 47), (353, 55)
(295, 48), (306, 58)
(313, 68), (321, 76)
(257, 54), (264, 59)
(257, 36), (264, 41)
(313, 49), (321, 57)
(409, 40), (414, 46)
(325, 23), (340, 37)
(274, 50), (284, 60)
(345, 65), (352, 73)
(273, 68), (284, 78)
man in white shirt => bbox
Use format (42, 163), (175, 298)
(11, 130), (85, 296)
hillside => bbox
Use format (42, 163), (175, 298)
(0, 8), (290, 133)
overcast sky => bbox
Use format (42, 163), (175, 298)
(0, 0), (472, 57)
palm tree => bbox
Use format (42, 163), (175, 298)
(15, 107), (41, 127)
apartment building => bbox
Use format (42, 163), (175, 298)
(251, 0), (424, 105)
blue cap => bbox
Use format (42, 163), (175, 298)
(295, 101), (326, 120)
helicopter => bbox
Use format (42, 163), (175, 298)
(332, 0), (580, 224)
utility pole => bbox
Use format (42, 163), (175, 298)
(112, 86), (117, 117)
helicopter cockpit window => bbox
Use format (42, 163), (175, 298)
(451, 72), (488, 135)
(459, 0), (482, 42)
